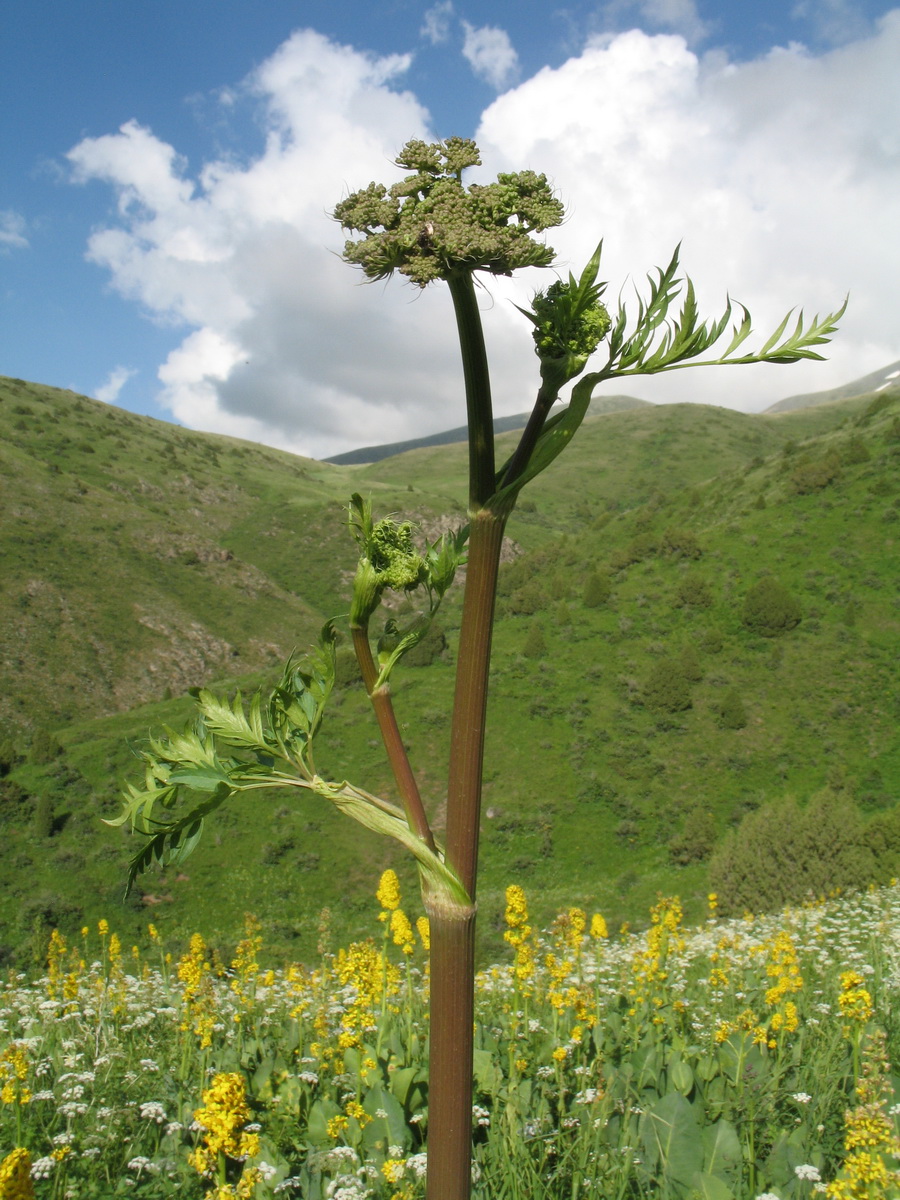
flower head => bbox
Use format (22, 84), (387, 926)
(334, 138), (564, 286)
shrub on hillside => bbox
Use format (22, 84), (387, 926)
(716, 687), (748, 730)
(334, 646), (364, 687)
(33, 793), (55, 839)
(641, 659), (692, 713)
(29, 729), (62, 765)
(583, 570), (612, 608)
(609, 533), (657, 571)
(742, 577), (802, 637)
(668, 806), (716, 865)
(506, 580), (548, 616)
(790, 452), (841, 494)
(403, 622), (448, 667)
(675, 575), (713, 609)
(700, 628), (724, 654)
(840, 436), (870, 465)
(0, 736), (23, 776)
(0, 778), (28, 811)
(661, 527), (702, 559)
(522, 621), (547, 660)
(709, 789), (875, 915)
(678, 645), (703, 682)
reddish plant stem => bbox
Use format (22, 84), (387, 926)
(423, 895), (477, 1198)
(351, 625), (436, 853)
(444, 509), (507, 899)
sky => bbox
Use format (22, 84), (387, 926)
(2, 0), (899, 459)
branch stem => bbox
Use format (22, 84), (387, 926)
(351, 625), (435, 852)
(499, 380), (559, 490)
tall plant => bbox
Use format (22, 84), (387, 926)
(110, 137), (843, 1200)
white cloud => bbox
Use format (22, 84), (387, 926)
(461, 21), (520, 89)
(67, 18), (900, 457)
(421, 1), (454, 45)
(94, 365), (137, 404)
(792, 0), (872, 47)
(599, 0), (711, 44)
(475, 14), (900, 411)
(0, 210), (29, 251)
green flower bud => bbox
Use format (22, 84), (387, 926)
(519, 244), (612, 389)
(370, 518), (425, 591)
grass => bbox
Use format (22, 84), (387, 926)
(2, 376), (900, 967)
(1, 877), (899, 1198)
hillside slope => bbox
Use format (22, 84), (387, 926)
(1, 374), (899, 967)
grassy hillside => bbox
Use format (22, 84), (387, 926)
(2, 374), (899, 969)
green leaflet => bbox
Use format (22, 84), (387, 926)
(640, 1092), (703, 1189)
(313, 777), (469, 907)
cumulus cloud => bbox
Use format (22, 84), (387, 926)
(94, 365), (137, 404)
(792, 0), (873, 47)
(461, 21), (520, 89)
(475, 14), (900, 410)
(67, 18), (900, 456)
(599, 0), (711, 44)
(0, 210), (29, 251)
(421, 1), (455, 45)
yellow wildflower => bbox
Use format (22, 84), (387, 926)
(390, 908), (415, 955)
(416, 915), (430, 950)
(326, 1114), (349, 1139)
(189, 1072), (259, 1179)
(0, 1148), (35, 1200)
(376, 869), (401, 917)
(382, 1159), (405, 1184)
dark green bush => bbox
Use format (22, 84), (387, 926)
(609, 533), (657, 571)
(716, 687), (748, 730)
(583, 570), (612, 608)
(675, 575), (713, 608)
(33, 794), (55, 839)
(334, 646), (364, 687)
(678, 645), (703, 682)
(522, 621), (547, 660)
(668, 807), (716, 865)
(404, 622), (448, 667)
(0, 736), (23, 776)
(661, 527), (702, 559)
(29, 729), (63, 765)
(790, 452), (841, 494)
(742, 577), (802, 637)
(700, 628), (724, 654)
(710, 789), (874, 915)
(506, 580), (547, 616)
(840, 436), (871, 465)
(642, 659), (692, 713)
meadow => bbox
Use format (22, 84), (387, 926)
(2, 875), (898, 1199)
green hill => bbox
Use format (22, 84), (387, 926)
(2, 373), (899, 970)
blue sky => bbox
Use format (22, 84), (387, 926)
(2, 0), (898, 456)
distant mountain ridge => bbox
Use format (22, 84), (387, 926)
(764, 359), (900, 413)
(324, 395), (649, 464)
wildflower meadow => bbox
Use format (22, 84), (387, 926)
(2, 876), (899, 1199)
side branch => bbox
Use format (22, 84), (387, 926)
(351, 624), (436, 852)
